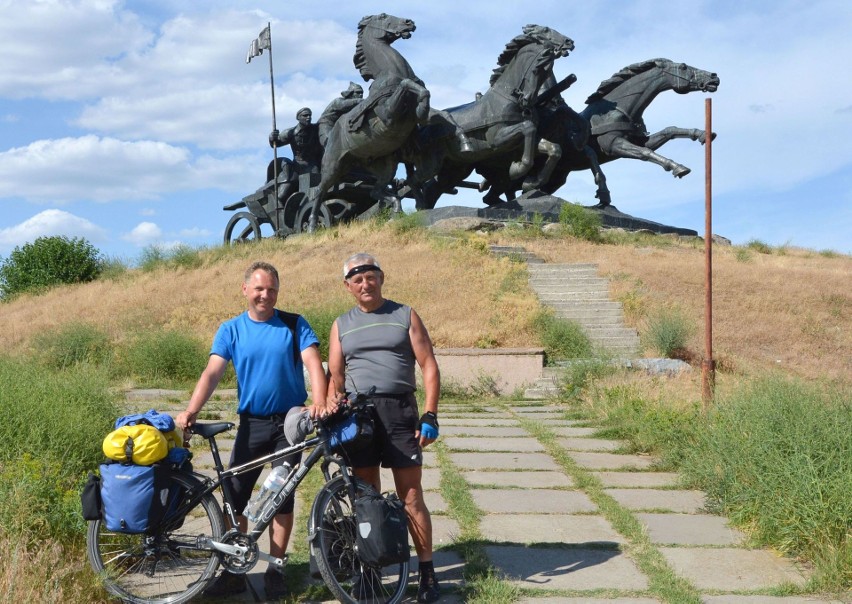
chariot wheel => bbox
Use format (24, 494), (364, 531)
(223, 211), (261, 244)
(294, 199), (332, 233)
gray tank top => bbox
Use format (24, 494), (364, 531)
(337, 300), (416, 394)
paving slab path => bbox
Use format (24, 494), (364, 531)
(120, 390), (846, 604)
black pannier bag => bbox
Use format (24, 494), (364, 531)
(80, 472), (102, 520)
(354, 491), (410, 567)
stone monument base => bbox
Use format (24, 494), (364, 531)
(419, 189), (697, 237)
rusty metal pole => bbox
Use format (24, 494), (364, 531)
(701, 98), (715, 408)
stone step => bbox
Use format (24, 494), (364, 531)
(537, 291), (616, 301)
(533, 284), (611, 295)
(555, 315), (625, 326)
(528, 262), (598, 272)
(581, 326), (640, 338)
(549, 300), (624, 311)
(529, 277), (610, 286)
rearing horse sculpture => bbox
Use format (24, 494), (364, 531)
(478, 58), (720, 206)
(407, 24), (573, 210)
(305, 13), (430, 232)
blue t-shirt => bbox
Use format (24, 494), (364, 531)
(211, 310), (319, 416)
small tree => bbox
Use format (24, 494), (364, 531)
(0, 236), (103, 298)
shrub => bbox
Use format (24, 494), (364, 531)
(121, 329), (207, 385)
(138, 244), (203, 272)
(0, 236), (102, 298)
(303, 304), (352, 361)
(746, 238), (773, 254)
(642, 306), (694, 358)
(33, 322), (113, 370)
(558, 202), (602, 242)
(532, 310), (593, 363)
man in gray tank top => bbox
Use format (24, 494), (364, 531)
(327, 252), (442, 603)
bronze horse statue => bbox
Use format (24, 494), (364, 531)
(476, 58), (720, 207)
(405, 24), (574, 210)
(305, 13), (431, 232)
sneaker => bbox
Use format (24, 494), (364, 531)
(350, 567), (380, 601)
(417, 570), (440, 603)
(202, 571), (247, 597)
(264, 568), (288, 600)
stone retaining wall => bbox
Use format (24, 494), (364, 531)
(430, 348), (545, 395)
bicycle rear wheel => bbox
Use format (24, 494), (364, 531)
(311, 475), (409, 604)
(86, 471), (225, 604)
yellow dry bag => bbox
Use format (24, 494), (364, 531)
(102, 424), (169, 465)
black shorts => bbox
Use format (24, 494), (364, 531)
(347, 393), (422, 469)
(227, 414), (302, 516)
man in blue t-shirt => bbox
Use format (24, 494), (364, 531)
(176, 261), (328, 599)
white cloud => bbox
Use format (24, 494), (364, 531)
(0, 136), (259, 203)
(123, 221), (162, 246)
(0, 209), (107, 247)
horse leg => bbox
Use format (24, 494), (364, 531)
(491, 121), (537, 180)
(607, 136), (691, 178)
(368, 157), (401, 213)
(307, 154), (348, 232)
(582, 145), (611, 207)
(523, 139), (562, 192)
(645, 127), (717, 150)
(430, 107), (473, 153)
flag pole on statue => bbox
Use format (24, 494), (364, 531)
(246, 23), (279, 204)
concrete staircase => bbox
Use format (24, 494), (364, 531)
(490, 245), (641, 398)
(528, 262), (640, 358)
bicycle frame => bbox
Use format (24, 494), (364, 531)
(171, 420), (356, 574)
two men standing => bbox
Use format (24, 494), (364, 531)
(177, 254), (441, 602)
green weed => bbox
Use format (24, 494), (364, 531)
(33, 322), (113, 370)
(642, 305), (694, 358)
(120, 328), (207, 385)
(531, 309), (594, 362)
(559, 202), (602, 242)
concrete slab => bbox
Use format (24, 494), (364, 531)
(441, 418), (520, 426)
(443, 436), (545, 452)
(423, 490), (448, 514)
(508, 406), (559, 413)
(422, 451), (438, 468)
(480, 514), (625, 545)
(637, 513), (747, 546)
(514, 413), (571, 421)
(486, 545), (649, 591)
(442, 411), (513, 418)
(471, 489), (596, 514)
(605, 489), (707, 513)
(441, 425), (529, 437)
(450, 452), (560, 471)
(558, 437), (625, 452)
(568, 451), (656, 470)
(551, 426), (599, 437)
(593, 471), (680, 488)
(659, 547), (808, 590)
(518, 599), (661, 604)
(415, 549), (467, 590)
(431, 515), (461, 547)
(463, 470), (573, 488)
(702, 597), (846, 604)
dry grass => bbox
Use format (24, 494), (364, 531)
(0, 222), (540, 360)
(0, 221), (848, 384)
(512, 235), (851, 382)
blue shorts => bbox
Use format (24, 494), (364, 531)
(227, 414), (301, 516)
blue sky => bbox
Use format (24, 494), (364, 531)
(1, 0), (850, 263)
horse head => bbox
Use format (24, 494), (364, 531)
(521, 24), (574, 59)
(654, 59), (720, 94)
(354, 14), (417, 82)
(357, 13), (416, 43)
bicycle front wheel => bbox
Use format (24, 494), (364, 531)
(311, 474), (409, 604)
(86, 471), (225, 604)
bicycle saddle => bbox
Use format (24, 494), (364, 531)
(191, 422), (235, 438)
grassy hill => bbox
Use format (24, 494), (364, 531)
(0, 218), (848, 385)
